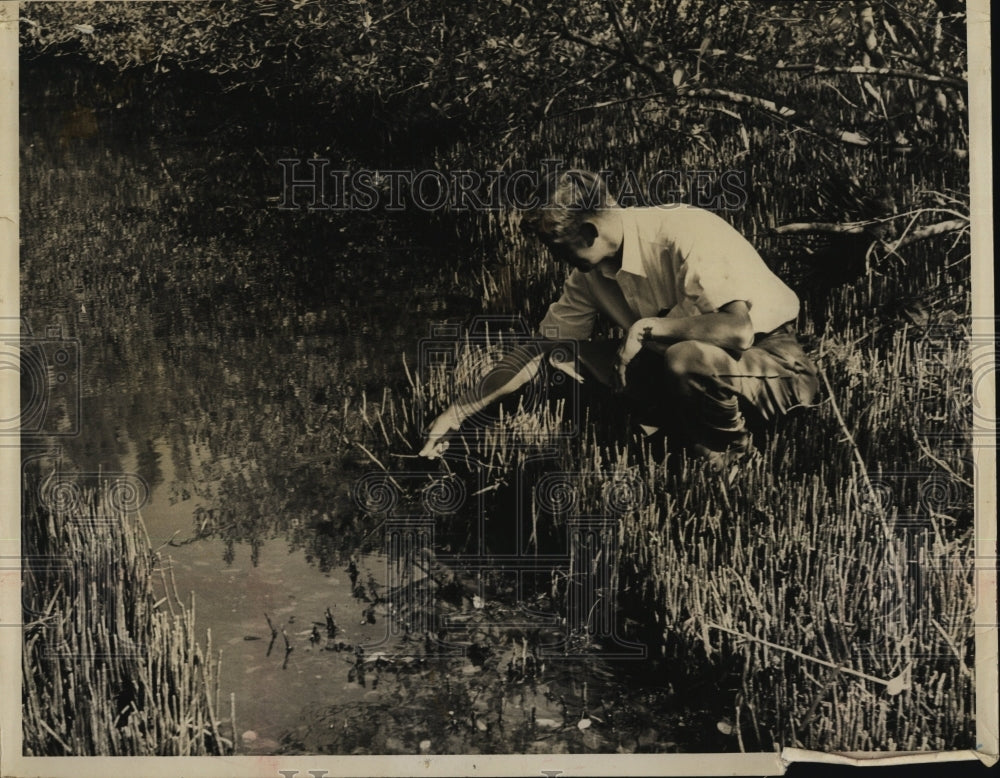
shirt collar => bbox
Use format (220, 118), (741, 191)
(600, 208), (646, 279)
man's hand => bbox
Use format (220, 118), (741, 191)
(419, 406), (463, 458)
(616, 318), (653, 390)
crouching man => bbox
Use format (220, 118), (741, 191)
(419, 169), (819, 469)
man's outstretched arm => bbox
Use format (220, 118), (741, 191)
(419, 339), (560, 458)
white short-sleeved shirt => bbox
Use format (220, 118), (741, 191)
(538, 206), (800, 341)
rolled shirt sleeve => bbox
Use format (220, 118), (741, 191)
(538, 270), (600, 340)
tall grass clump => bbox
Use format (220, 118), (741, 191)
(22, 469), (234, 756)
(616, 432), (974, 751)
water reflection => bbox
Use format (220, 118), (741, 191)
(23, 108), (474, 570)
(21, 68), (723, 754)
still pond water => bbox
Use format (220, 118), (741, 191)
(20, 71), (731, 755)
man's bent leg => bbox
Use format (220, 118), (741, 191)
(662, 332), (819, 452)
(549, 341), (677, 436)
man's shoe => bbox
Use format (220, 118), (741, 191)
(691, 434), (756, 483)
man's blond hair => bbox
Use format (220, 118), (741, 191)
(520, 169), (617, 245)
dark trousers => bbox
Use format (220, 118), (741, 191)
(564, 325), (819, 452)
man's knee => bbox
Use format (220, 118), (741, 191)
(663, 340), (726, 386)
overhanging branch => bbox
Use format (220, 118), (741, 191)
(694, 49), (965, 89)
(776, 63), (966, 90)
(680, 86), (872, 146)
(775, 218), (968, 247)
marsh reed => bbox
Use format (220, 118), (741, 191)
(22, 470), (234, 756)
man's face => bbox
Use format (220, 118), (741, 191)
(544, 238), (599, 272)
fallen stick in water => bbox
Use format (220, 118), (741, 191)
(264, 613), (278, 657)
(706, 622), (910, 694)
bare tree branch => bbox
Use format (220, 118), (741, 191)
(856, 3), (887, 68)
(604, 0), (642, 66)
(680, 86), (872, 146)
(693, 49), (965, 88)
(775, 222), (873, 236)
(777, 63), (965, 89)
(883, 1), (930, 64)
(775, 218), (967, 245)
(558, 28), (624, 61)
(890, 218), (968, 248)
(543, 91), (665, 120)
(601, 0), (672, 91)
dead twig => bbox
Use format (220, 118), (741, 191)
(264, 612), (278, 657)
(775, 221), (872, 236)
(707, 622), (910, 692)
(912, 429), (973, 488)
(344, 436), (404, 492)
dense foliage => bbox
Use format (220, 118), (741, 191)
(21, 0), (968, 154)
